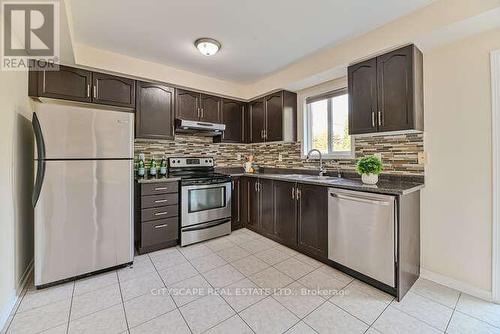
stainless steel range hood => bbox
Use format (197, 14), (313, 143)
(175, 119), (225, 136)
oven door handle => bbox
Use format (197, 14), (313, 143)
(182, 218), (231, 232)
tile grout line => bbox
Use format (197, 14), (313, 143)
(116, 270), (132, 332)
(65, 282), (76, 334)
(147, 252), (194, 334)
(385, 297), (449, 332)
(363, 294), (394, 333)
(3, 275), (32, 334)
(179, 243), (255, 334)
(444, 292), (460, 333)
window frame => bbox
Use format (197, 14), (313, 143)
(303, 88), (354, 159)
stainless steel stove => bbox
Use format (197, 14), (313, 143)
(168, 157), (232, 246)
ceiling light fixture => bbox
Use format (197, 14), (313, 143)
(195, 38), (221, 56)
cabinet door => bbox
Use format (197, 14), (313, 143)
(264, 92), (283, 142)
(200, 94), (221, 123)
(92, 72), (135, 108)
(377, 45), (414, 132)
(273, 181), (297, 247)
(231, 177), (242, 230)
(176, 89), (200, 121)
(221, 99), (243, 143)
(249, 100), (265, 143)
(36, 65), (92, 102)
(135, 81), (175, 140)
(259, 178), (274, 237)
(247, 178), (260, 230)
(348, 58), (378, 135)
(298, 184), (328, 259)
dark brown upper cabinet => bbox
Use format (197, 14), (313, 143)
(175, 89), (221, 123)
(176, 89), (200, 121)
(92, 73), (135, 108)
(200, 94), (221, 123)
(135, 81), (175, 140)
(29, 65), (92, 103)
(247, 90), (297, 143)
(29, 65), (135, 109)
(348, 44), (423, 135)
(249, 99), (265, 143)
(220, 99), (244, 143)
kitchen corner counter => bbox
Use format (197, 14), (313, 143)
(229, 172), (423, 195)
(135, 176), (181, 183)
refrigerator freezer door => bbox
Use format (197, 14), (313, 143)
(34, 103), (133, 159)
(34, 160), (133, 286)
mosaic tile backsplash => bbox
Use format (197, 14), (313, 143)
(135, 132), (424, 176)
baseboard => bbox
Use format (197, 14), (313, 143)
(0, 260), (34, 332)
(420, 268), (492, 302)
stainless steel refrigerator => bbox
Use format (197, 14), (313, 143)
(32, 103), (134, 287)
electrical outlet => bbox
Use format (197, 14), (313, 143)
(418, 152), (426, 164)
(278, 153), (283, 162)
(236, 153), (241, 160)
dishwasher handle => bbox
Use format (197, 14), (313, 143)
(330, 192), (391, 206)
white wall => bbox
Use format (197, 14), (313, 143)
(421, 27), (500, 295)
(0, 69), (34, 328)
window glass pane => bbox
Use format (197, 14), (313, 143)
(309, 99), (328, 153)
(330, 94), (351, 152)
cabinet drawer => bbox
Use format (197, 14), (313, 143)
(141, 218), (178, 247)
(141, 182), (178, 196)
(141, 193), (178, 208)
(141, 205), (178, 222)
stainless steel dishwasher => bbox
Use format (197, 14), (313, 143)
(328, 188), (396, 287)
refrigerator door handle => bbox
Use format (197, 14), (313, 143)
(32, 113), (46, 206)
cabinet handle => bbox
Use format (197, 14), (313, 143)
(86, 84), (90, 98)
(154, 223), (168, 229)
(154, 187), (167, 191)
(201, 108), (204, 119)
(154, 212), (168, 216)
(154, 199), (168, 203)
(260, 130), (264, 139)
(378, 111), (383, 126)
(197, 107), (200, 118)
(371, 111), (376, 127)
(93, 85), (97, 99)
(263, 130), (267, 139)
(291, 187), (295, 199)
(254, 182), (258, 192)
(296, 188), (301, 200)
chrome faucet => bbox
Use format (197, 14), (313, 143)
(306, 149), (326, 176)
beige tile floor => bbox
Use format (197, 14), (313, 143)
(3, 228), (500, 334)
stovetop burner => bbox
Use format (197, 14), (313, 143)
(167, 157), (231, 186)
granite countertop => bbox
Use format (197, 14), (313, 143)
(135, 175), (181, 183)
(218, 167), (424, 195)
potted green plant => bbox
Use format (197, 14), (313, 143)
(356, 155), (383, 185)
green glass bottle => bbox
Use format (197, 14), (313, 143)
(149, 157), (157, 176)
(137, 153), (145, 177)
(159, 156), (167, 176)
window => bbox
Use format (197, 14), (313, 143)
(304, 89), (353, 158)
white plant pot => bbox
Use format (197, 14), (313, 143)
(362, 173), (379, 185)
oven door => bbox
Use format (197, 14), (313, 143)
(181, 182), (231, 227)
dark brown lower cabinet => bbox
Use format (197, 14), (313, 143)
(273, 181), (297, 247)
(247, 178), (260, 230)
(231, 177), (243, 230)
(259, 179), (274, 237)
(135, 180), (180, 254)
(297, 184), (328, 258)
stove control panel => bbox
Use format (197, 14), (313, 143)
(168, 157), (214, 168)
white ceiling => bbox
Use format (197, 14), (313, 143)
(69, 0), (433, 83)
